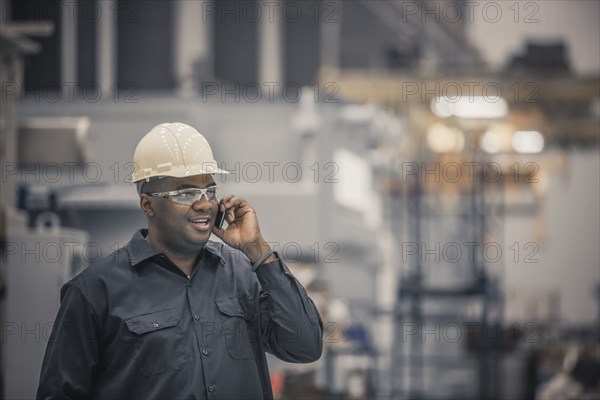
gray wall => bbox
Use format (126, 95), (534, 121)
(503, 149), (600, 324)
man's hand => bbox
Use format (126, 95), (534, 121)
(211, 195), (275, 264)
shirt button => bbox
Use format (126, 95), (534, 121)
(194, 314), (200, 321)
(202, 349), (208, 356)
(187, 281), (192, 287)
(208, 385), (214, 392)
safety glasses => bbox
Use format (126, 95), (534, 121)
(145, 186), (218, 205)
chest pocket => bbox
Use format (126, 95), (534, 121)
(216, 297), (256, 360)
(125, 308), (186, 376)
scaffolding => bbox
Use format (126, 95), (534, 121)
(388, 159), (505, 399)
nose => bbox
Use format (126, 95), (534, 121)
(191, 196), (213, 211)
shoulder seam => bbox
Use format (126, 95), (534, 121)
(67, 280), (102, 329)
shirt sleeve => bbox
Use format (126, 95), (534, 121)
(255, 254), (323, 363)
(36, 281), (100, 400)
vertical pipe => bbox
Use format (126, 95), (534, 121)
(175, 0), (212, 97)
(258, 0), (282, 85)
(97, 0), (116, 96)
(319, 0), (341, 72)
(61, 0), (78, 86)
(412, 173), (422, 399)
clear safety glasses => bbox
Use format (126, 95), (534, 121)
(145, 186), (218, 205)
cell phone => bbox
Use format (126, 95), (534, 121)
(215, 207), (225, 229)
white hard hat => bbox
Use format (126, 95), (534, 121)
(131, 122), (228, 183)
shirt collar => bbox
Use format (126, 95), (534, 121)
(203, 240), (225, 263)
(127, 229), (158, 266)
(127, 229), (224, 266)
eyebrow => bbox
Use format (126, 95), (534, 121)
(174, 183), (217, 190)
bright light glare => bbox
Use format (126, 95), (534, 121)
(427, 123), (465, 153)
(339, 104), (377, 123)
(480, 130), (502, 153)
(512, 131), (544, 154)
(430, 99), (453, 118)
(333, 148), (372, 212)
(431, 96), (508, 119)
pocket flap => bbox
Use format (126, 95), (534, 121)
(216, 297), (254, 320)
(126, 308), (180, 335)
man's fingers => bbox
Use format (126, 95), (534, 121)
(219, 195), (235, 211)
(226, 209), (235, 223)
(212, 224), (225, 239)
(220, 196), (250, 215)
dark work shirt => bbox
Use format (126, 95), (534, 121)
(37, 229), (323, 399)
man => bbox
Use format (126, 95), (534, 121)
(37, 122), (324, 399)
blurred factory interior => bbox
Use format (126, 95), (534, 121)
(1, 0), (599, 399)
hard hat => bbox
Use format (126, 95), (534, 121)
(131, 122), (228, 183)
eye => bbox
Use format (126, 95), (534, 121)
(177, 192), (194, 199)
(207, 187), (217, 194)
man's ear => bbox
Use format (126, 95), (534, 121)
(140, 194), (154, 217)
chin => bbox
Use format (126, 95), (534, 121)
(188, 232), (210, 244)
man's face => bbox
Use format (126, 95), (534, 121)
(141, 174), (218, 254)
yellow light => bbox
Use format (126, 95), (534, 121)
(480, 130), (502, 153)
(427, 123), (465, 153)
